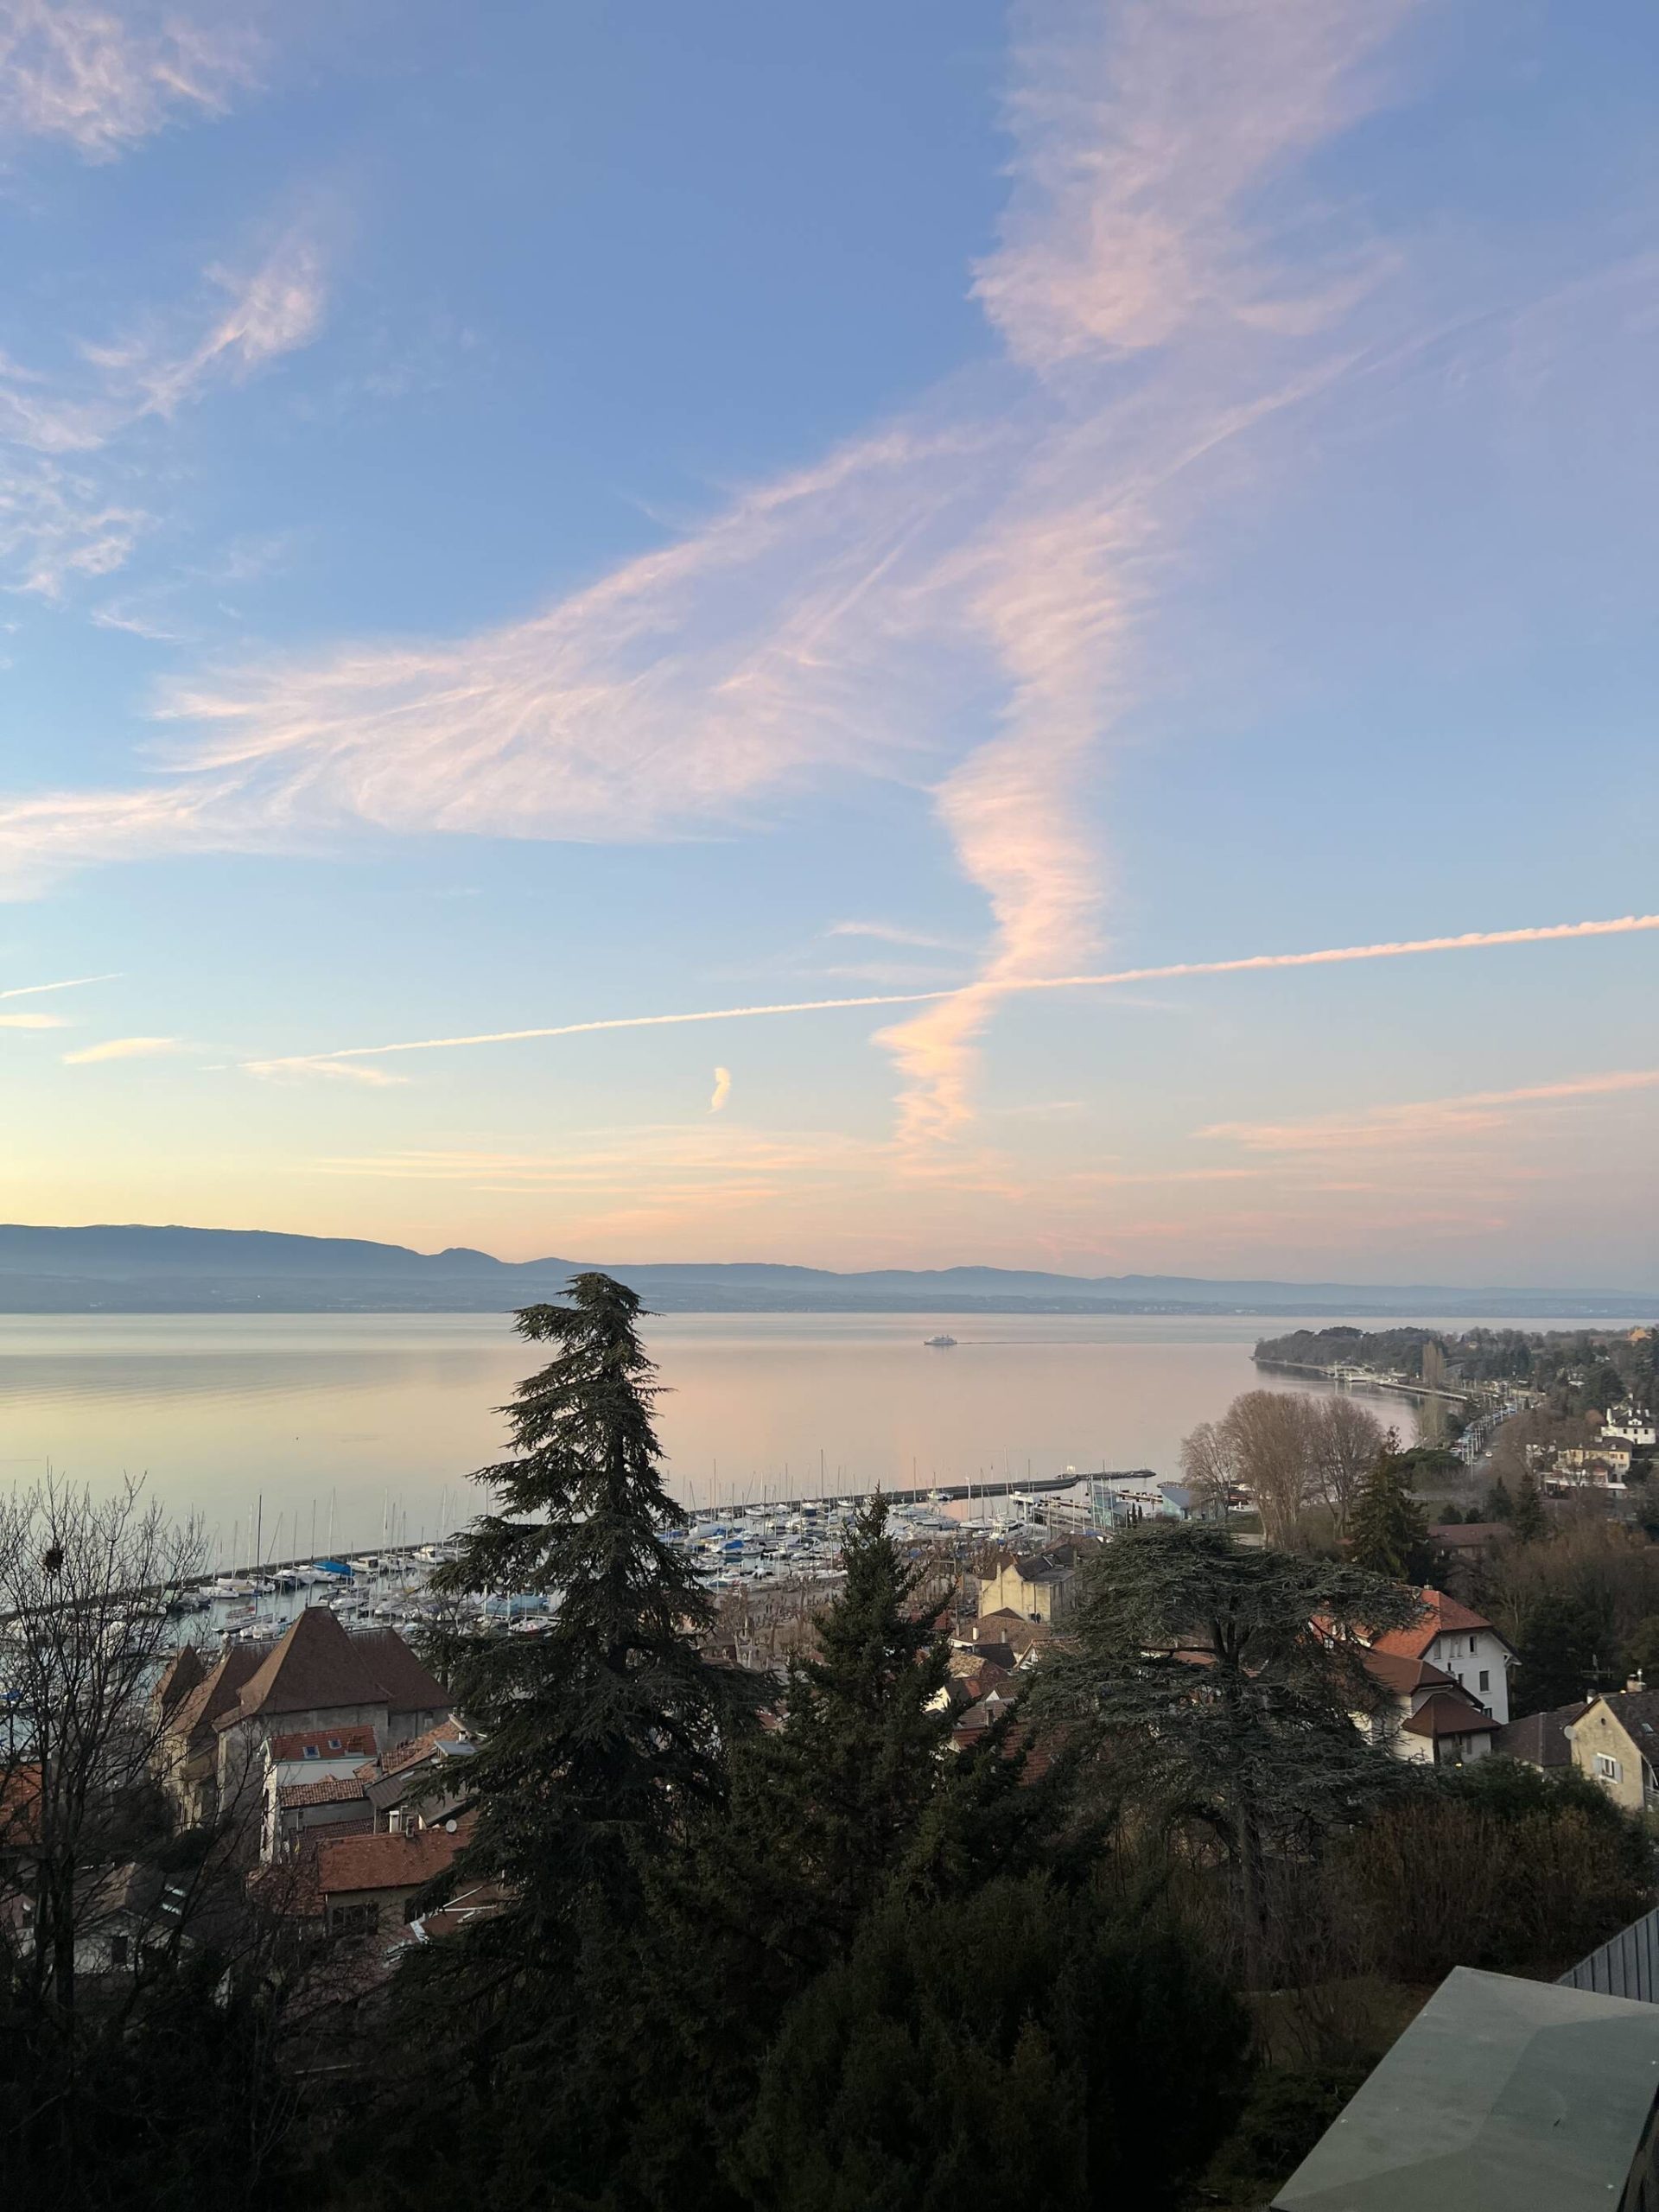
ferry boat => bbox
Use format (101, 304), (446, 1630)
(924, 1334), (958, 1348)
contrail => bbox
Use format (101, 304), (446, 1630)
(243, 912), (1659, 1075)
(0, 973), (122, 1002)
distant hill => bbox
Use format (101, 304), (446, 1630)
(0, 1224), (1650, 1319)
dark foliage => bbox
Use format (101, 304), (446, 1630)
(1345, 1448), (1433, 1582)
(1034, 1521), (1420, 1971)
(734, 1875), (1249, 2212)
(425, 1274), (749, 1914)
(1513, 1588), (1608, 1711)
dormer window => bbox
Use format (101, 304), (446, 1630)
(327, 1736), (340, 1750)
(302, 1745), (320, 1759)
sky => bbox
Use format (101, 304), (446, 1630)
(0, 0), (1656, 1289)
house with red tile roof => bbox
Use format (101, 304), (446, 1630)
(1366, 1586), (1513, 1727)
(315, 1815), (475, 1939)
(159, 1607), (450, 1830)
(1346, 1646), (1497, 1768)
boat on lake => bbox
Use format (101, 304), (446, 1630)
(924, 1334), (958, 1348)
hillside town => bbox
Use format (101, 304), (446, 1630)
(5, 1287), (1659, 2208)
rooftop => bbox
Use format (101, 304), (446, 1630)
(1493, 1700), (1589, 1770)
(212, 1608), (448, 1732)
(276, 1777), (370, 1810)
(1370, 1587), (1510, 1665)
(1402, 1691), (1499, 1741)
(316, 1820), (468, 1897)
(269, 1724), (379, 1764)
(1273, 1966), (1659, 2210)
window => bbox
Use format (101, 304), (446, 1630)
(1597, 1752), (1624, 1783)
(108, 1933), (128, 1968)
(1478, 1669), (1490, 1692)
(302, 1745), (320, 1759)
(329, 1901), (380, 1937)
(327, 1735), (341, 1750)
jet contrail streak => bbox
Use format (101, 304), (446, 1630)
(0, 973), (122, 1002)
(243, 912), (1659, 1074)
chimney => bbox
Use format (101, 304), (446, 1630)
(1628, 1673), (1646, 1695)
(386, 1807), (404, 1834)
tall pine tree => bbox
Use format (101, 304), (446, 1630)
(626, 1496), (959, 2209)
(1511, 1468), (1548, 1543)
(426, 1273), (743, 1910)
(372, 1277), (753, 2210)
(762, 1491), (953, 1944)
(1346, 1442), (1432, 1583)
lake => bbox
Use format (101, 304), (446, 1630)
(0, 1310), (1627, 1554)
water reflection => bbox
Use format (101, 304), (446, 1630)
(0, 1309), (1596, 1550)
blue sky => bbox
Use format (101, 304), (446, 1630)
(0, 0), (1656, 1287)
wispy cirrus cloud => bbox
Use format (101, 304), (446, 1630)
(235, 912), (1659, 1081)
(0, 969), (119, 999)
(1201, 1069), (1659, 1154)
(0, 1), (257, 161)
(61, 1033), (181, 1064)
(0, 1010), (66, 1028)
(0, 232), (327, 597)
(3, 0), (1652, 1180)
(0, 1), (1425, 965)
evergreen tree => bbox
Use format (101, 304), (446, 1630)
(1511, 1469), (1548, 1543)
(1483, 1475), (1514, 1522)
(426, 1273), (743, 1910)
(624, 1497), (960, 2209)
(1345, 1449), (1432, 1582)
(1513, 1591), (1604, 1713)
(375, 1277), (751, 2210)
(1034, 1522), (1419, 1977)
(734, 1876), (1250, 2212)
(760, 1492), (952, 1946)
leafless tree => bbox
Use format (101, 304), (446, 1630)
(0, 1476), (207, 2026)
(1179, 1420), (1234, 1516)
(1308, 1397), (1387, 1541)
(1218, 1389), (1319, 1549)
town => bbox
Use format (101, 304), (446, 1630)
(4, 1286), (1659, 2209)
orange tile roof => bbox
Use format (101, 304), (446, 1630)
(1363, 1649), (1459, 1697)
(276, 1777), (369, 1809)
(268, 1725), (378, 1763)
(378, 1717), (468, 1778)
(1402, 1690), (1499, 1739)
(316, 1818), (470, 1897)
(1370, 1587), (1508, 1662)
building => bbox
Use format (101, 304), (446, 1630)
(158, 1607), (450, 1829)
(1365, 1586), (1513, 1726)
(357, 1719), (478, 1834)
(315, 1818), (471, 1939)
(1272, 1966), (1659, 2210)
(261, 1724), (379, 1863)
(1565, 1688), (1659, 1815)
(1492, 1699), (1591, 1772)
(977, 1539), (1096, 1624)
(1359, 1650), (1499, 1769)
(1603, 1403), (1657, 1451)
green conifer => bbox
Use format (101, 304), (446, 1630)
(1511, 1468), (1548, 1543)
(427, 1273), (746, 1907)
(1345, 1450), (1432, 1583)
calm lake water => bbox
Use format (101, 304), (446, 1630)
(0, 1310), (1630, 1554)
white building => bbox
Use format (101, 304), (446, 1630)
(1602, 1402), (1656, 1451)
(1366, 1586), (1513, 1727)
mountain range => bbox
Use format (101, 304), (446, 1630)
(0, 1224), (1651, 1319)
